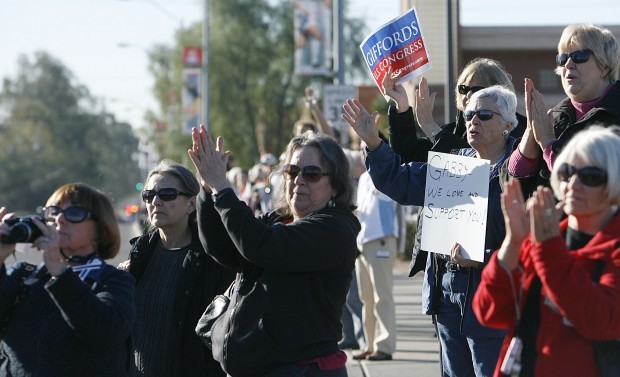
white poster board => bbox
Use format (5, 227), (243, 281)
(420, 152), (490, 262)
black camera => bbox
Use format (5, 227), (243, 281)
(1, 216), (44, 244)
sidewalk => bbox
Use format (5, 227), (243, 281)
(345, 261), (441, 377)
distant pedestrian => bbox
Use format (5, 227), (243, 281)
(352, 169), (403, 361)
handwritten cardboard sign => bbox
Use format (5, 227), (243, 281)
(359, 6), (432, 99)
(420, 152), (490, 262)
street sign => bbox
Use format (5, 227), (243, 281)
(323, 84), (356, 144)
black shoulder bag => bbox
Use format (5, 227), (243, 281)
(195, 279), (236, 350)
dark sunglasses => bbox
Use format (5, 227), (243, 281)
(283, 164), (330, 183)
(464, 109), (502, 121)
(42, 205), (92, 223)
(557, 163), (607, 187)
(457, 84), (486, 95)
(142, 188), (189, 203)
(556, 49), (593, 67)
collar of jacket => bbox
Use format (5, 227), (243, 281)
(128, 221), (204, 282)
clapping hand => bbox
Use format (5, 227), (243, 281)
(187, 124), (232, 193)
(524, 78), (555, 149)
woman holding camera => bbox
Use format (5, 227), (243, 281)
(0, 182), (136, 377)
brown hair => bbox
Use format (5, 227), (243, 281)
(46, 183), (120, 259)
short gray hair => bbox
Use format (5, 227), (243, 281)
(466, 85), (518, 132)
(551, 126), (620, 204)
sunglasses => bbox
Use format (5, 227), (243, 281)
(283, 164), (330, 183)
(42, 205), (92, 223)
(142, 188), (189, 203)
(557, 163), (607, 187)
(556, 49), (593, 67)
(464, 109), (502, 121)
(457, 84), (486, 95)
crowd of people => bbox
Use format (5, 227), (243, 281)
(0, 22), (618, 377)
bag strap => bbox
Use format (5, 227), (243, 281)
(592, 260), (605, 283)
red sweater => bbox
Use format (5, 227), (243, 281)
(473, 214), (620, 377)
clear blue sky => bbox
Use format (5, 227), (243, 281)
(0, 0), (617, 128)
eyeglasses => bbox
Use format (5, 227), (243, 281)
(457, 84), (486, 95)
(42, 205), (92, 223)
(283, 164), (330, 183)
(556, 163), (607, 187)
(142, 188), (189, 203)
(464, 109), (502, 121)
(556, 49), (593, 67)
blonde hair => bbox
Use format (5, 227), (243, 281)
(555, 24), (620, 82)
(455, 58), (515, 110)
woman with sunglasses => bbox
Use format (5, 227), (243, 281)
(188, 126), (360, 377)
(343, 85), (519, 377)
(507, 24), (620, 188)
(382, 59), (527, 285)
(473, 126), (620, 377)
(120, 159), (234, 377)
(383, 58), (526, 165)
(0, 182), (135, 376)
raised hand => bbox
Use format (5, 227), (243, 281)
(414, 76), (440, 137)
(524, 78), (555, 149)
(0, 207), (16, 263)
(381, 67), (409, 112)
(341, 99), (382, 150)
(187, 124), (232, 193)
(496, 178), (530, 270)
(529, 185), (562, 244)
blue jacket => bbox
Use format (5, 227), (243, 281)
(365, 139), (514, 336)
(0, 258), (136, 377)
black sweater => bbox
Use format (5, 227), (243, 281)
(197, 188), (360, 377)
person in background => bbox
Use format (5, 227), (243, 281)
(507, 23), (620, 188)
(474, 126), (620, 377)
(343, 85), (520, 376)
(351, 162), (403, 361)
(189, 126), (360, 377)
(0, 183), (135, 376)
(120, 159), (235, 377)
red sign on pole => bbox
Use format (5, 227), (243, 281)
(183, 47), (202, 67)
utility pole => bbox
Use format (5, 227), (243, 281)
(203, 0), (210, 131)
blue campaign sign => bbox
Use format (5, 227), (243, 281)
(359, 6), (432, 97)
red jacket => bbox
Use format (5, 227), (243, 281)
(473, 213), (620, 377)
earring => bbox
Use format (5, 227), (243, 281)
(502, 130), (509, 137)
(328, 197), (336, 207)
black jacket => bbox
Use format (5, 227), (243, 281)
(128, 223), (235, 377)
(540, 81), (620, 181)
(197, 188), (360, 377)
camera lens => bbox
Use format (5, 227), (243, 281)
(9, 223), (37, 243)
